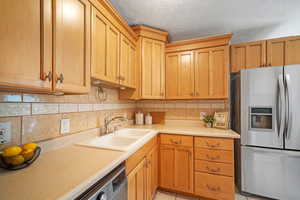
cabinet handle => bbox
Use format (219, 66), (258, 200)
(205, 142), (220, 148)
(56, 73), (64, 83)
(206, 166), (220, 173)
(206, 184), (221, 192)
(42, 71), (52, 82)
(170, 139), (179, 144)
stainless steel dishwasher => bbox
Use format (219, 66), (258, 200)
(76, 163), (127, 200)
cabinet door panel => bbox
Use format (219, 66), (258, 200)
(286, 36), (300, 65)
(166, 53), (180, 99)
(146, 145), (158, 200)
(106, 25), (120, 84)
(0, 0), (52, 91)
(179, 52), (194, 98)
(159, 145), (175, 189)
(246, 41), (266, 69)
(91, 6), (108, 81)
(231, 45), (246, 73)
(142, 38), (153, 98)
(174, 147), (194, 193)
(128, 159), (147, 200)
(210, 46), (229, 98)
(55, 0), (90, 93)
(128, 45), (137, 88)
(152, 41), (165, 98)
(194, 50), (210, 98)
(120, 34), (130, 86)
(267, 38), (285, 67)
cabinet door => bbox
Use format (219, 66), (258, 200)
(128, 158), (147, 200)
(286, 36), (300, 65)
(120, 34), (130, 87)
(54, 0), (91, 93)
(209, 46), (229, 98)
(128, 45), (137, 88)
(267, 38), (286, 67)
(246, 41), (266, 69)
(0, 0), (52, 91)
(166, 53), (180, 99)
(194, 49), (210, 98)
(159, 145), (175, 189)
(142, 38), (165, 99)
(91, 6), (109, 82)
(174, 147), (194, 193)
(146, 145), (158, 200)
(106, 24), (120, 84)
(178, 51), (194, 98)
(231, 45), (246, 73)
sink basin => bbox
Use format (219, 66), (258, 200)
(114, 128), (152, 138)
(77, 128), (154, 152)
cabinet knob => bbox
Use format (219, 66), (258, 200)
(42, 71), (52, 82)
(56, 73), (64, 83)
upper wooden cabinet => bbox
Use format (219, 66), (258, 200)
(0, 0), (52, 92)
(232, 35), (300, 73)
(54, 0), (91, 93)
(166, 45), (229, 99)
(0, 0), (90, 94)
(231, 40), (266, 73)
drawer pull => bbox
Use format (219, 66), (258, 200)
(206, 155), (220, 161)
(170, 139), (182, 145)
(206, 184), (221, 192)
(206, 166), (220, 173)
(205, 142), (220, 148)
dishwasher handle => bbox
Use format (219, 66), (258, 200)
(96, 192), (107, 200)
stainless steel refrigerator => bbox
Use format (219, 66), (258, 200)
(231, 64), (300, 200)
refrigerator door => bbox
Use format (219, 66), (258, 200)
(284, 65), (300, 150)
(241, 146), (300, 200)
(241, 66), (284, 148)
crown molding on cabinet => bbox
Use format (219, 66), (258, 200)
(131, 25), (169, 42)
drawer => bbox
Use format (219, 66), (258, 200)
(194, 148), (233, 163)
(194, 137), (233, 150)
(160, 134), (193, 147)
(195, 160), (234, 177)
(195, 172), (234, 200)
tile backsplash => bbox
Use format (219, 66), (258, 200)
(0, 87), (136, 148)
(0, 87), (229, 149)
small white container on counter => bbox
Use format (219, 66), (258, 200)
(135, 111), (144, 125)
(145, 113), (152, 125)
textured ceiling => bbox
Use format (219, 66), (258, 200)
(108, 0), (300, 42)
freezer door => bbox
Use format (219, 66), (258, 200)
(241, 146), (300, 200)
(241, 66), (284, 148)
(284, 65), (300, 150)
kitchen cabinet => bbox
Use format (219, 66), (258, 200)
(267, 35), (300, 66)
(128, 158), (147, 200)
(120, 34), (136, 88)
(231, 40), (266, 73)
(54, 0), (91, 93)
(159, 134), (194, 194)
(0, 0), (91, 94)
(146, 144), (158, 200)
(0, 0), (52, 92)
(166, 45), (229, 99)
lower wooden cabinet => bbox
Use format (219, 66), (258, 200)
(128, 158), (147, 200)
(159, 136), (194, 194)
(146, 145), (158, 200)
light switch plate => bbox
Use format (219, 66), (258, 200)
(0, 122), (11, 144)
(60, 119), (70, 134)
(200, 112), (207, 120)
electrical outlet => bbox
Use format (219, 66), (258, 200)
(200, 112), (207, 120)
(60, 119), (70, 134)
(0, 122), (11, 144)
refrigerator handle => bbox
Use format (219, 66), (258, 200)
(277, 75), (286, 138)
(284, 74), (292, 139)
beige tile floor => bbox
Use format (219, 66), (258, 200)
(154, 190), (268, 200)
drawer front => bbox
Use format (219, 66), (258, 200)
(194, 137), (233, 150)
(195, 172), (234, 200)
(195, 160), (233, 177)
(160, 134), (193, 147)
(194, 148), (233, 163)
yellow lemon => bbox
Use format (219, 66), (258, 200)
(22, 143), (37, 151)
(6, 155), (25, 166)
(1, 146), (22, 157)
(21, 149), (34, 161)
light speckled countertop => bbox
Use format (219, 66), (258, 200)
(0, 124), (239, 200)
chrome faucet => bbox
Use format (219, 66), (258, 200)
(104, 115), (127, 135)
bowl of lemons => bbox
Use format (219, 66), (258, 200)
(0, 143), (41, 170)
